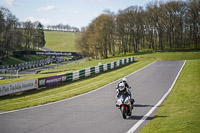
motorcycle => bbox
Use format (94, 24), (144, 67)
(116, 92), (133, 119)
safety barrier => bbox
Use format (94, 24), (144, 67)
(0, 57), (54, 73)
(0, 57), (135, 96)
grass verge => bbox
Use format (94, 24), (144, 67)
(140, 59), (200, 133)
(137, 51), (200, 60)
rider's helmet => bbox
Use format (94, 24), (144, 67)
(122, 77), (127, 83)
(119, 82), (125, 91)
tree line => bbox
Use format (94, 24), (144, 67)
(75, 0), (200, 59)
(0, 7), (46, 59)
(47, 24), (79, 32)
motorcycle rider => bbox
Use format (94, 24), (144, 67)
(116, 78), (131, 97)
(116, 82), (129, 99)
(116, 78), (135, 106)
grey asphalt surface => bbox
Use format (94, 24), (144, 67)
(0, 61), (185, 133)
(40, 47), (53, 51)
(18, 61), (73, 75)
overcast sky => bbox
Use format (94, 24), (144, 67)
(1, 0), (156, 29)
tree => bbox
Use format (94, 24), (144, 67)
(36, 22), (46, 49)
(75, 0), (200, 58)
(75, 28), (90, 57)
(76, 13), (115, 59)
(0, 8), (5, 59)
(0, 7), (21, 57)
(145, 3), (156, 49)
(92, 13), (115, 58)
(187, 0), (200, 49)
(22, 21), (34, 50)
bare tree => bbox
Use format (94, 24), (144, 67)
(187, 0), (200, 49)
(22, 21), (35, 50)
(0, 7), (21, 56)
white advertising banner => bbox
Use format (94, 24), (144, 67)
(0, 79), (38, 96)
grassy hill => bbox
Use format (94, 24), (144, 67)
(44, 30), (76, 52)
(1, 31), (76, 65)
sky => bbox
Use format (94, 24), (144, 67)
(0, 0), (155, 29)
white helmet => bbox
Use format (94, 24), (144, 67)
(122, 77), (127, 83)
(119, 82), (125, 91)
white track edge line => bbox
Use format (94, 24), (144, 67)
(0, 61), (156, 115)
(126, 60), (186, 133)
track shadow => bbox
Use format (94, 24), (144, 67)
(127, 115), (168, 120)
(133, 104), (154, 108)
(133, 104), (163, 108)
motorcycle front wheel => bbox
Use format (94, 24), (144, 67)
(121, 106), (127, 119)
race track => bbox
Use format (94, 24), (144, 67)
(0, 61), (185, 133)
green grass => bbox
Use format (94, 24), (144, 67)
(136, 51), (200, 61)
(138, 51), (200, 132)
(140, 59), (200, 133)
(44, 31), (76, 52)
(2, 55), (47, 65)
(0, 59), (153, 111)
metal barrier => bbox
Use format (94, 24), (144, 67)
(0, 57), (54, 72)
